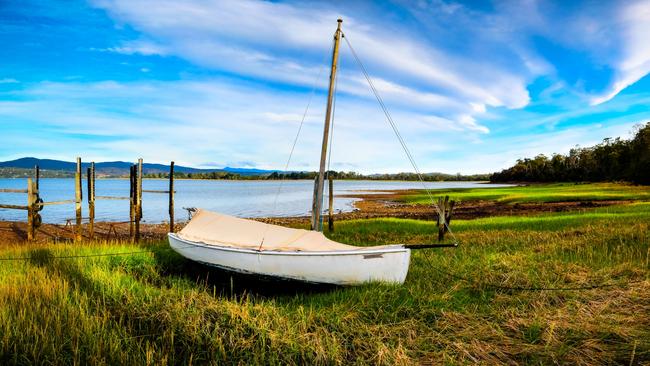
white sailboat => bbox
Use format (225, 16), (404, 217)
(168, 209), (411, 284)
(168, 19), (453, 285)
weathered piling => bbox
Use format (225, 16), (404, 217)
(437, 195), (456, 241)
(27, 178), (35, 241)
(135, 158), (143, 242)
(74, 157), (82, 242)
(34, 165), (40, 191)
(169, 161), (175, 233)
(87, 162), (96, 239)
(328, 176), (334, 232)
(136, 160), (177, 235)
(1, 157), (177, 242)
(129, 165), (136, 241)
(0, 179), (38, 240)
(311, 176), (319, 230)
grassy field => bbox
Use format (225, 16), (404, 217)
(1, 188), (649, 364)
(403, 182), (650, 204)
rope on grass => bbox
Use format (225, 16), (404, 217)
(0, 242), (204, 262)
(0, 250), (160, 261)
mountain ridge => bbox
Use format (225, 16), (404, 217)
(0, 157), (279, 176)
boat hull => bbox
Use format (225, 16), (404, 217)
(168, 233), (410, 285)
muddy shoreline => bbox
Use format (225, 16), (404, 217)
(262, 189), (631, 225)
(0, 189), (631, 243)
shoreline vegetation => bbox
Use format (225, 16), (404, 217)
(491, 122), (650, 185)
(0, 182), (648, 364)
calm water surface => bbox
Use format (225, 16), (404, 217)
(0, 179), (511, 224)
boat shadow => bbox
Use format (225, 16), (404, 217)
(152, 248), (340, 298)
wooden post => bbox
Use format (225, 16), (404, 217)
(75, 157), (82, 242)
(87, 167), (92, 237)
(31, 165), (40, 241)
(135, 158), (143, 242)
(311, 176), (319, 230)
(328, 176), (334, 232)
(169, 161), (174, 233)
(87, 162), (95, 239)
(27, 178), (35, 241)
(34, 165), (40, 191)
(129, 165), (135, 242)
(437, 195), (455, 242)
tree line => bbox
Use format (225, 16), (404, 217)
(145, 171), (257, 180)
(143, 170), (491, 181)
(266, 171), (490, 181)
(0, 168), (74, 178)
(490, 122), (650, 184)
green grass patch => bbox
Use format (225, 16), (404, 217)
(336, 203), (650, 236)
(403, 182), (650, 204)
(1, 202), (649, 364)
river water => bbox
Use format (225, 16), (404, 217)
(0, 179), (510, 223)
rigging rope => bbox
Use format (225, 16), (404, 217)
(341, 33), (459, 245)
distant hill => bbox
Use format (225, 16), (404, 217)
(0, 157), (278, 177)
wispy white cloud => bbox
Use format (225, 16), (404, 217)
(106, 39), (169, 56)
(590, 0), (650, 105)
(90, 0), (540, 133)
(490, 0), (650, 105)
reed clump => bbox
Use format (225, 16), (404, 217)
(1, 202), (648, 364)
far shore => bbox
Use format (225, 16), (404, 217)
(0, 186), (631, 244)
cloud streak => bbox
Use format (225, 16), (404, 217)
(590, 0), (650, 105)
(90, 0), (541, 133)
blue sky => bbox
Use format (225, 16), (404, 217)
(1, 0), (650, 174)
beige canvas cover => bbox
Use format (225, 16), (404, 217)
(177, 209), (389, 252)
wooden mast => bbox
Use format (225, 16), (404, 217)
(312, 19), (343, 231)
